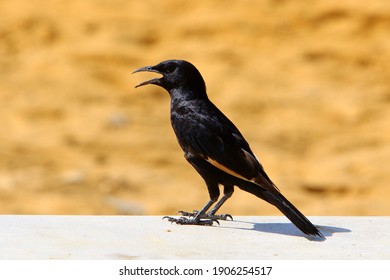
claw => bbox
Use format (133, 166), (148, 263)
(162, 216), (174, 223)
(162, 216), (215, 226)
(177, 210), (233, 221)
(215, 214), (233, 221)
(177, 210), (198, 217)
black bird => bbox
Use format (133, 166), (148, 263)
(133, 59), (323, 237)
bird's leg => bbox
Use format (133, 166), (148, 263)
(179, 185), (234, 221)
(205, 195), (233, 220)
(163, 180), (220, 226)
(205, 184), (234, 220)
(163, 199), (217, 226)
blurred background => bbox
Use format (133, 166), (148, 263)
(0, 0), (389, 216)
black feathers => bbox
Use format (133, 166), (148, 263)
(133, 59), (323, 238)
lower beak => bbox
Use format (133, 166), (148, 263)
(132, 66), (162, 88)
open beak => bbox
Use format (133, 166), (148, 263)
(132, 65), (162, 88)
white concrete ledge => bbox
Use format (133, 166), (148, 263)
(0, 216), (389, 259)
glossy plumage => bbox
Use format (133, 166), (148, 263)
(133, 60), (323, 238)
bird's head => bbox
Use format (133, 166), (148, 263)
(132, 60), (207, 97)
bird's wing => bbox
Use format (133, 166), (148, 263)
(172, 101), (280, 193)
(182, 116), (261, 180)
(192, 127), (281, 193)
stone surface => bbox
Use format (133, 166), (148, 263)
(0, 216), (388, 259)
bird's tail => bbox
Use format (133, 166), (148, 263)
(238, 179), (323, 237)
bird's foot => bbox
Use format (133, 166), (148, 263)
(178, 210), (233, 221)
(177, 210), (198, 217)
(162, 216), (216, 226)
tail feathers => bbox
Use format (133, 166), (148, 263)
(238, 181), (323, 237)
(267, 192), (323, 237)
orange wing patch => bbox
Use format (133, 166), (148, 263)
(205, 157), (254, 182)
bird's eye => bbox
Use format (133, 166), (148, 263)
(165, 64), (175, 73)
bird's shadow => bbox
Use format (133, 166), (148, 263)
(220, 219), (351, 242)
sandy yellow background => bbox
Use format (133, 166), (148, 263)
(1, 0), (389, 216)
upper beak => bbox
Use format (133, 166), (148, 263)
(132, 65), (162, 88)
